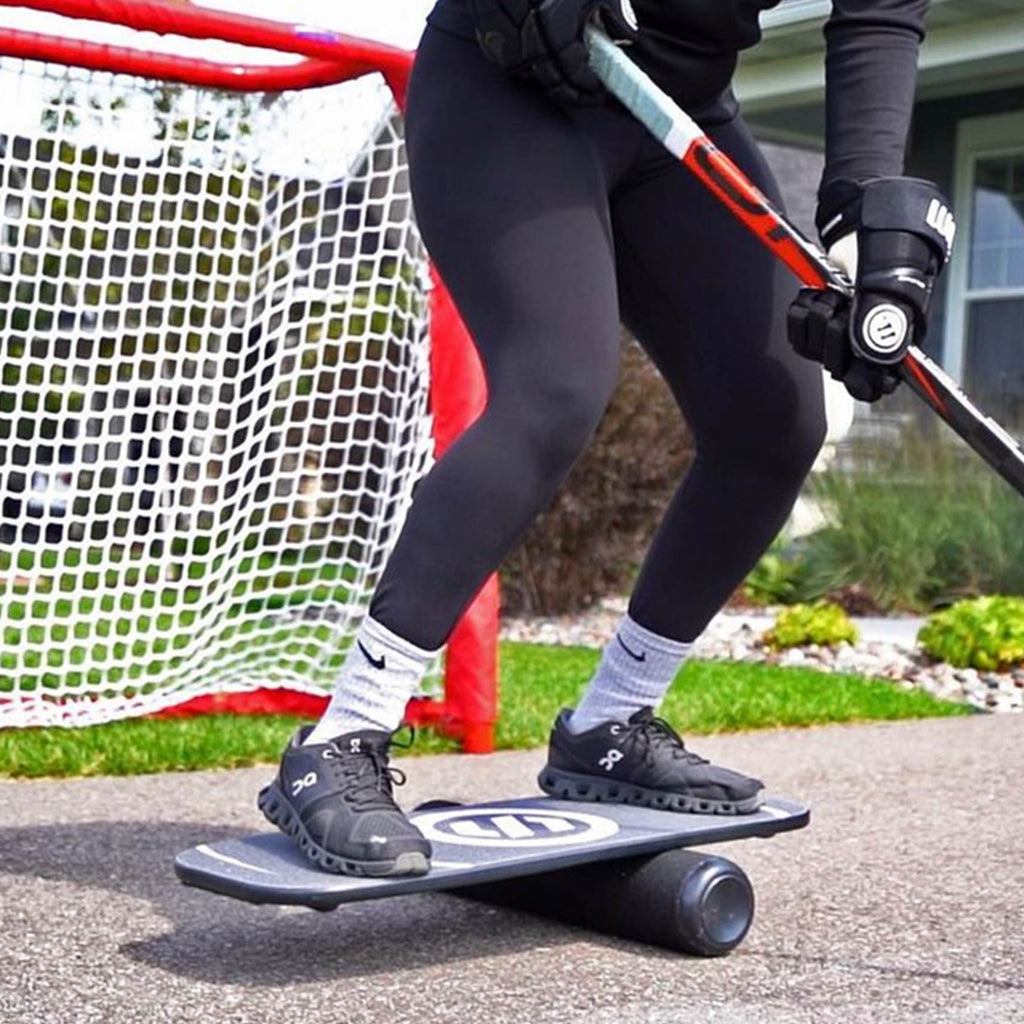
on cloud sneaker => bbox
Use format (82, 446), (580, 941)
(258, 725), (431, 877)
(538, 707), (764, 815)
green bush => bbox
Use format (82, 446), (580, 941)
(764, 601), (859, 650)
(918, 595), (1024, 670)
(800, 424), (1024, 611)
(742, 537), (808, 606)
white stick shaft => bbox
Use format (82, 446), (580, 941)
(584, 26), (701, 158)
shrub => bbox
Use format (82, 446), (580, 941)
(742, 537), (808, 607)
(500, 332), (694, 615)
(819, 583), (884, 616)
(764, 601), (859, 650)
(917, 595), (1024, 671)
(800, 424), (1024, 611)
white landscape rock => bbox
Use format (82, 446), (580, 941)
(500, 598), (1023, 714)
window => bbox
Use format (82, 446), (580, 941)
(970, 155), (1024, 290)
(946, 112), (1024, 429)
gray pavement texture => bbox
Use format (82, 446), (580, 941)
(1, 714), (1022, 1024)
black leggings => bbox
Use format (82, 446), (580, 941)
(370, 27), (826, 649)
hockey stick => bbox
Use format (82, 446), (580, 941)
(585, 26), (1024, 499)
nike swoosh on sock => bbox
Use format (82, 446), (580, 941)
(616, 634), (646, 662)
(357, 640), (386, 670)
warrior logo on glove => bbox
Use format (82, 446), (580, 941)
(470, 0), (639, 104)
(924, 198), (956, 253)
(860, 304), (910, 357)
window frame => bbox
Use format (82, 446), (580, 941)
(943, 109), (1024, 383)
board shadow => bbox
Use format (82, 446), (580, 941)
(0, 820), (643, 985)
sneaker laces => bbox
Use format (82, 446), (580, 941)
(323, 728), (414, 807)
(622, 709), (708, 768)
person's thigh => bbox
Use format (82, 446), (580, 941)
(406, 27), (622, 382)
(611, 117), (823, 461)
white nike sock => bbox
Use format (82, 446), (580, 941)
(568, 614), (693, 734)
(304, 615), (440, 744)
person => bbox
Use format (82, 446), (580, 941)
(257, 0), (954, 878)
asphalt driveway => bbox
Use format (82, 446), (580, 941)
(1, 713), (1021, 1024)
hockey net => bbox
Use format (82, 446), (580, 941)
(0, 0), (498, 746)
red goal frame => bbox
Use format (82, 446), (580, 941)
(0, 0), (499, 752)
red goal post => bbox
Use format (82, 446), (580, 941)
(0, 0), (499, 751)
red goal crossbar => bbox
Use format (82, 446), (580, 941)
(0, 0), (499, 752)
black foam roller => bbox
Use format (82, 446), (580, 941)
(458, 848), (754, 956)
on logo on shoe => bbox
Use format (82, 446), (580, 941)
(411, 807), (619, 847)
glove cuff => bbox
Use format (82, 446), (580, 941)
(815, 177), (864, 247)
(816, 177), (956, 266)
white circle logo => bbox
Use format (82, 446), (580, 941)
(861, 303), (909, 355)
(411, 807), (620, 848)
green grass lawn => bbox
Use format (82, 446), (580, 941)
(0, 641), (971, 779)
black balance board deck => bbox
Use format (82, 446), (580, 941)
(175, 797), (808, 910)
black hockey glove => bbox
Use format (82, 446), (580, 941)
(788, 177), (955, 402)
(469, 0), (638, 104)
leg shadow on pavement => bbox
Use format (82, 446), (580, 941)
(0, 821), (611, 985)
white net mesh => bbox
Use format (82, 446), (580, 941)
(0, 57), (438, 727)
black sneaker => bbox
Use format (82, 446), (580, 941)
(258, 725), (431, 877)
(538, 707), (764, 815)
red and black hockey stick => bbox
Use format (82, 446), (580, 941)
(586, 27), (1024, 498)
